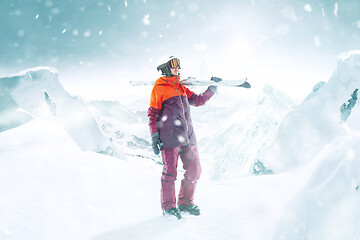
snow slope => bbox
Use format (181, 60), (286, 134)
(257, 51), (360, 173)
(0, 119), (307, 240)
(3, 118), (357, 240)
(0, 120), (160, 240)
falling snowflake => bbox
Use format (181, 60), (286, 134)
(178, 136), (185, 143)
(334, 3), (339, 16)
(84, 31), (91, 38)
(17, 30), (25, 38)
(13, 9), (22, 16)
(304, 4), (312, 12)
(174, 120), (181, 126)
(170, 11), (176, 17)
(143, 14), (150, 25)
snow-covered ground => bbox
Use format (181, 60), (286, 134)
(0, 119), (308, 240)
(1, 51), (360, 239)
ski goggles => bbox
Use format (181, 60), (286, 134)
(168, 58), (181, 69)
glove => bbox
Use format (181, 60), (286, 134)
(209, 85), (218, 93)
(210, 76), (222, 82)
(151, 132), (162, 155)
(209, 76), (222, 93)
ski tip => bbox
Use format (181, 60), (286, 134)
(240, 82), (251, 88)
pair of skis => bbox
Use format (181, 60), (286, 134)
(130, 77), (251, 88)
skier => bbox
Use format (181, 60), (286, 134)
(148, 56), (219, 219)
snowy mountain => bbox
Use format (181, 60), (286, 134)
(0, 67), (161, 162)
(86, 99), (160, 163)
(0, 67), (111, 153)
(199, 85), (295, 181)
(257, 51), (360, 173)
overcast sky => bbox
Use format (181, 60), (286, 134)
(1, 0), (359, 99)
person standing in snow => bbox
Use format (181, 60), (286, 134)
(148, 56), (219, 219)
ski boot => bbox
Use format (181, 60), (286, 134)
(178, 204), (200, 216)
(163, 208), (182, 219)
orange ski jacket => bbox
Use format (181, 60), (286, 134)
(148, 75), (215, 148)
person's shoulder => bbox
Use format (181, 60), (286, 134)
(154, 77), (169, 87)
(154, 76), (163, 84)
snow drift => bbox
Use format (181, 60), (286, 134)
(0, 67), (111, 153)
(274, 132), (360, 239)
(257, 51), (360, 173)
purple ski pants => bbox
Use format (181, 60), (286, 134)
(160, 145), (201, 210)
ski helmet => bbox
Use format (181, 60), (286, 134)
(157, 56), (181, 76)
